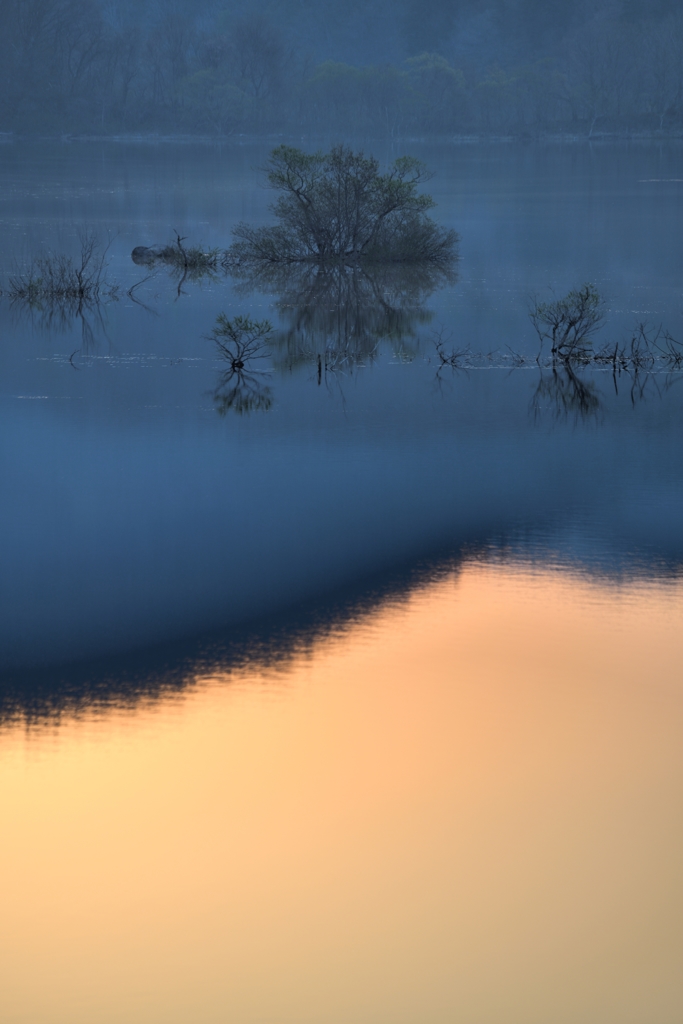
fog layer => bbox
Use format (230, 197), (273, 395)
(1, 0), (681, 137)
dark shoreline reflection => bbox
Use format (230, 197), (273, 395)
(2, 540), (682, 731)
(0, 547), (469, 730)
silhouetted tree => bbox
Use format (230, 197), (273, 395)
(231, 145), (458, 264)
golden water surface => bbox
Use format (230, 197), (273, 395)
(1, 563), (682, 1024)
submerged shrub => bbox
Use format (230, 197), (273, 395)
(132, 233), (221, 275)
(8, 233), (110, 306)
(210, 314), (273, 415)
(211, 314), (273, 358)
(229, 144), (459, 265)
(530, 283), (605, 362)
(159, 233), (221, 271)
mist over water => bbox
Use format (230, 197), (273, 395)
(1, 137), (682, 1023)
(1, 0), (682, 137)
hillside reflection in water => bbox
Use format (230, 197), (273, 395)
(1, 142), (683, 1023)
(1, 562), (683, 1024)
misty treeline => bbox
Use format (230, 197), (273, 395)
(1, 0), (682, 137)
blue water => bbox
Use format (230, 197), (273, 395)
(1, 139), (682, 689)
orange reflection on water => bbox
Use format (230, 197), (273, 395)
(1, 564), (682, 1024)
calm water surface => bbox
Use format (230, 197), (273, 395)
(0, 140), (682, 1022)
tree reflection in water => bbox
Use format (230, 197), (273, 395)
(213, 370), (274, 416)
(10, 293), (113, 356)
(529, 349), (683, 424)
(231, 260), (456, 378)
(531, 365), (602, 423)
(211, 314), (274, 415)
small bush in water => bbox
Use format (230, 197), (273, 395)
(530, 283), (605, 362)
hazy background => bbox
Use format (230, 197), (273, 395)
(1, 0), (682, 138)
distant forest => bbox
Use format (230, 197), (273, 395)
(1, 0), (682, 137)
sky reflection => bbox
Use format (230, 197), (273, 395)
(1, 563), (682, 1024)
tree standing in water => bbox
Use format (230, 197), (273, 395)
(230, 144), (458, 265)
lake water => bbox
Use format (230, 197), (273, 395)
(0, 140), (682, 1023)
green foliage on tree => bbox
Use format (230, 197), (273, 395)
(230, 145), (458, 265)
